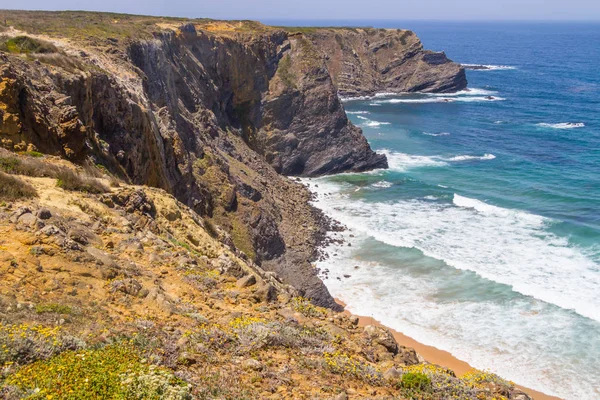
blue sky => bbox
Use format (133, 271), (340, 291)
(2, 0), (600, 21)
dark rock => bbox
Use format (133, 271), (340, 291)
(36, 208), (52, 220)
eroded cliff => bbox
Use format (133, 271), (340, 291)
(0, 11), (467, 308)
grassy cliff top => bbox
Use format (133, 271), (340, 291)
(0, 10), (405, 42)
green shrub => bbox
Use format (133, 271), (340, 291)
(401, 372), (431, 390)
(4, 344), (191, 399)
(35, 303), (72, 314)
(0, 171), (37, 200)
(24, 150), (44, 158)
(0, 35), (57, 54)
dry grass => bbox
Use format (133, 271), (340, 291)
(0, 171), (37, 200)
(56, 169), (108, 194)
(0, 150), (108, 194)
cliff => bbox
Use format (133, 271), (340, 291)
(303, 27), (467, 96)
(0, 11), (467, 310)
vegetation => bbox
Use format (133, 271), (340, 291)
(401, 372), (432, 390)
(0, 36), (57, 54)
(277, 54), (296, 88)
(55, 169), (108, 194)
(0, 172), (37, 200)
(35, 304), (73, 315)
(3, 344), (191, 399)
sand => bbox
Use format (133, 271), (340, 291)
(337, 300), (562, 400)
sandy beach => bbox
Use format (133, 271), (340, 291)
(337, 300), (562, 400)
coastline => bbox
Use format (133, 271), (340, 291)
(336, 299), (562, 400)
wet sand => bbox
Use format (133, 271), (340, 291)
(336, 300), (562, 400)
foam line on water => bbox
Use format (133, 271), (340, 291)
(536, 122), (585, 129)
(462, 64), (517, 70)
(372, 96), (505, 104)
(379, 150), (497, 172)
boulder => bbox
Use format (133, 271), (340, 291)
(36, 208), (52, 220)
(17, 213), (38, 228)
(364, 325), (399, 355)
(236, 274), (257, 288)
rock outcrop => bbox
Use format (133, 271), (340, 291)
(0, 12), (467, 309)
(306, 28), (467, 97)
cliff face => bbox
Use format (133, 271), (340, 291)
(306, 28), (467, 97)
(0, 12), (467, 309)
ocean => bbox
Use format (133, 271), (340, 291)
(286, 21), (600, 399)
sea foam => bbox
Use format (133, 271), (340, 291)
(536, 122), (585, 129)
(462, 64), (517, 71)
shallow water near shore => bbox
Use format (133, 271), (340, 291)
(302, 22), (600, 400)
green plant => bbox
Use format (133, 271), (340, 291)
(35, 303), (73, 314)
(24, 151), (44, 158)
(401, 372), (431, 390)
(0, 171), (37, 200)
(278, 54), (296, 88)
(0, 35), (57, 54)
(4, 344), (191, 399)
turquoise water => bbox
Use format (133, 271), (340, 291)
(302, 22), (600, 399)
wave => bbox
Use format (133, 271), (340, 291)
(536, 122), (585, 129)
(346, 110), (370, 115)
(423, 132), (451, 137)
(462, 63), (517, 71)
(371, 181), (393, 189)
(372, 96), (505, 104)
(361, 119), (391, 127)
(379, 150), (497, 172)
(378, 150), (448, 171)
(429, 88), (498, 96)
(445, 154), (496, 161)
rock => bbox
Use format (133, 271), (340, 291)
(383, 367), (401, 380)
(395, 346), (420, 366)
(349, 315), (359, 326)
(333, 392), (348, 400)
(253, 283), (277, 303)
(10, 207), (31, 223)
(236, 274), (257, 288)
(364, 325), (399, 355)
(85, 247), (118, 268)
(17, 213), (37, 228)
(110, 279), (143, 296)
(242, 359), (263, 371)
(39, 225), (63, 236)
(36, 208), (52, 220)
(69, 226), (99, 246)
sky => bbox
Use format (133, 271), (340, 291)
(1, 0), (600, 21)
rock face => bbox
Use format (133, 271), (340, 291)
(0, 13), (467, 309)
(307, 28), (467, 97)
